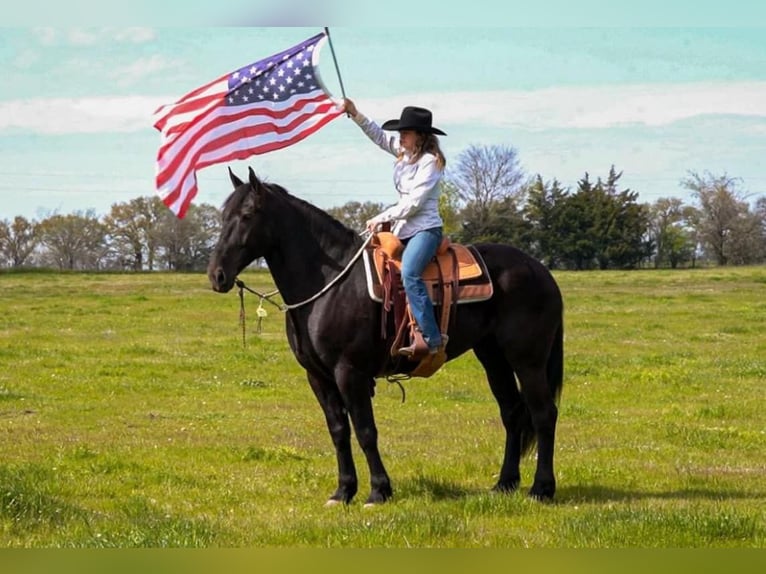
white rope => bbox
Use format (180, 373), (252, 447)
(281, 232), (373, 311)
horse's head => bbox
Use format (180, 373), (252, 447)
(208, 166), (273, 293)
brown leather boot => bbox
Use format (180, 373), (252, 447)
(428, 334), (449, 355)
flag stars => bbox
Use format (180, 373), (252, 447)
(224, 37), (321, 106)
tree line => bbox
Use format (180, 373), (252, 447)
(0, 199), (220, 272)
(2, 144), (765, 271)
(328, 147), (765, 270)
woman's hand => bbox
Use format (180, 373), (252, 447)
(343, 98), (358, 119)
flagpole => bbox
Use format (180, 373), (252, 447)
(323, 27), (347, 102)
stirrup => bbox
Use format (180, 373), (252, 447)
(397, 329), (429, 360)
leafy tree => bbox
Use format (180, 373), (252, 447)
(648, 197), (683, 267)
(523, 175), (569, 268)
(458, 196), (531, 247)
(437, 180), (462, 238)
(555, 177), (601, 270)
(0, 216), (39, 268)
(152, 203), (220, 271)
(756, 196), (766, 256)
(325, 200), (385, 233)
(37, 210), (109, 270)
(104, 197), (158, 271)
(554, 167), (650, 269)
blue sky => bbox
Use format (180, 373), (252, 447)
(1, 21), (765, 220)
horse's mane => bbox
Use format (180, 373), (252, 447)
(265, 182), (362, 247)
(222, 174), (362, 249)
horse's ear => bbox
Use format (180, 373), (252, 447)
(228, 167), (243, 189)
(248, 166), (261, 190)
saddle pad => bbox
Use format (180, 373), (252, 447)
(362, 244), (494, 305)
(372, 242), (483, 284)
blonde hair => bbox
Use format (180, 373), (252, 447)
(398, 132), (446, 170)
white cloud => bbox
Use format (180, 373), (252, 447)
(363, 81), (766, 131)
(113, 28), (156, 43)
(0, 96), (167, 134)
(32, 27), (155, 46)
(32, 27), (58, 45)
(112, 55), (182, 86)
(3, 81), (766, 136)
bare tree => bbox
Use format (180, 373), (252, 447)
(682, 171), (762, 265)
(0, 216), (39, 268)
(446, 144), (525, 226)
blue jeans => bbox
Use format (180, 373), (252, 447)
(401, 227), (443, 349)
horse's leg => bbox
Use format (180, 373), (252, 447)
(513, 362), (558, 501)
(473, 338), (524, 492)
(306, 371), (358, 505)
(335, 364), (392, 505)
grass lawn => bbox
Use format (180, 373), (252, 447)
(0, 266), (764, 547)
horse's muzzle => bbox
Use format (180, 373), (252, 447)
(208, 266), (232, 293)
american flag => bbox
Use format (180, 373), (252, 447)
(153, 32), (343, 218)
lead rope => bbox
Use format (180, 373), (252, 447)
(233, 232), (373, 347)
(236, 280), (283, 348)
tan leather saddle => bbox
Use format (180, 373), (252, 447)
(363, 231), (493, 377)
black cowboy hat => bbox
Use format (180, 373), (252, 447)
(381, 106), (446, 136)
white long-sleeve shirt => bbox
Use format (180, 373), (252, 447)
(352, 112), (444, 239)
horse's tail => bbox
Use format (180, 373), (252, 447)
(519, 320), (564, 456)
(547, 321), (564, 404)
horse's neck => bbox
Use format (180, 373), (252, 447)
(264, 206), (361, 305)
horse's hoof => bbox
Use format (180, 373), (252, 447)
(363, 490), (392, 507)
(324, 498), (343, 508)
(528, 482), (555, 502)
(492, 480), (520, 493)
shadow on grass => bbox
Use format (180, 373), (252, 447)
(397, 475), (484, 501)
(555, 484), (766, 504)
(392, 477), (766, 505)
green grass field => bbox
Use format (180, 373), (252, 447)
(0, 267), (764, 547)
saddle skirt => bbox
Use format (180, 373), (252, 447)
(362, 232), (494, 305)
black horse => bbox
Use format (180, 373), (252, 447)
(208, 167), (564, 506)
